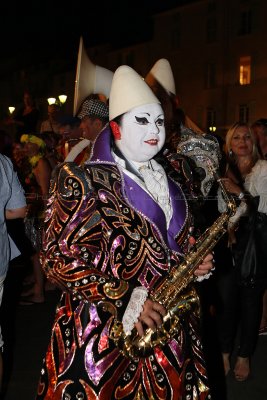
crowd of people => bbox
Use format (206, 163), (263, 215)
(0, 57), (266, 399)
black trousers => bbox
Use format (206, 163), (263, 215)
(215, 263), (264, 357)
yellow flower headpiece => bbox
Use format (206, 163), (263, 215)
(20, 134), (46, 149)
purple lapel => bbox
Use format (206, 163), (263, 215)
(122, 175), (187, 252)
(122, 173), (169, 244)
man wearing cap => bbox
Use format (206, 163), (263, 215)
(36, 66), (213, 399)
(64, 96), (109, 163)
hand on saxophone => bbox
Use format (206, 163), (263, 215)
(194, 252), (214, 276)
(220, 177), (242, 196)
(135, 299), (167, 337)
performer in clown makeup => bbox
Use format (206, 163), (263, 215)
(113, 103), (165, 162)
(36, 66), (213, 400)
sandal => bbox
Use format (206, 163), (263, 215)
(234, 357), (250, 381)
(259, 325), (267, 336)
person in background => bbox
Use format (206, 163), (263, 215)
(145, 58), (204, 135)
(39, 103), (62, 135)
(65, 96), (109, 163)
(36, 65), (214, 400)
(251, 118), (267, 159)
(19, 134), (52, 305)
(77, 95), (109, 142)
(217, 122), (267, 381)
(56, 115), (83, 163)
(40, 131), (61, 170)
(251, 118), (267, 337)
(5, 91), (40, 142)
(0, 153), (27, 392)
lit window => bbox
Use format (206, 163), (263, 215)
(239, 56), (251, 85)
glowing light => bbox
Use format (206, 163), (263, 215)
(47, 97), (56, 105)
(209, 126), (217, 132)
(8, 106), (15, 114)
(58, 94), (67, 104)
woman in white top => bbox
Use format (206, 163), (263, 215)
(217, 122), (267, 381)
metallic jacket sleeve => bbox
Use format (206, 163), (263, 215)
(40, 162), (132, 320)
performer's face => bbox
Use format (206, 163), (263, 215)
(116, 103), (165, 162)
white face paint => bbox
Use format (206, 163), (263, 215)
(115, 103), (165, 162)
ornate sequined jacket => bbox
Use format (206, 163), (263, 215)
(36, 126), (211, 400)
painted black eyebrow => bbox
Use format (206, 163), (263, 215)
(135, 112), (150, 116)
(135, 112), (164, 118)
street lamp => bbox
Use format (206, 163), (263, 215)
(8, 106), (15, 114)
(47, 97), (57, 105)
(47, 95), (67, 107)
(58, 94), (67, 105)
(209, 126), (217, 132)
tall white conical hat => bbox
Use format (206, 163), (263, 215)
(145, 58), (176, 96)
(109, 65), (160, 121)
(73, 37), (114, 116)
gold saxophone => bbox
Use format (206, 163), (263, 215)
(110, 167), (236, 359)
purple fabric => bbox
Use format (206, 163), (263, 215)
(90, 126), (114, 162)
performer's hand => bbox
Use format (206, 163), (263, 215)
(135, 299), (166, 337)
(194, 252), (214, 276)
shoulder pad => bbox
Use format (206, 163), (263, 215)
(50, 162), (93, 198)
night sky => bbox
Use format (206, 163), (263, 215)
(0, 0), (195, 66)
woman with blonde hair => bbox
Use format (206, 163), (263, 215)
(217, 122), (267, 381)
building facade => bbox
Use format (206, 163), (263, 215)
(1, 0), (267, 136)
